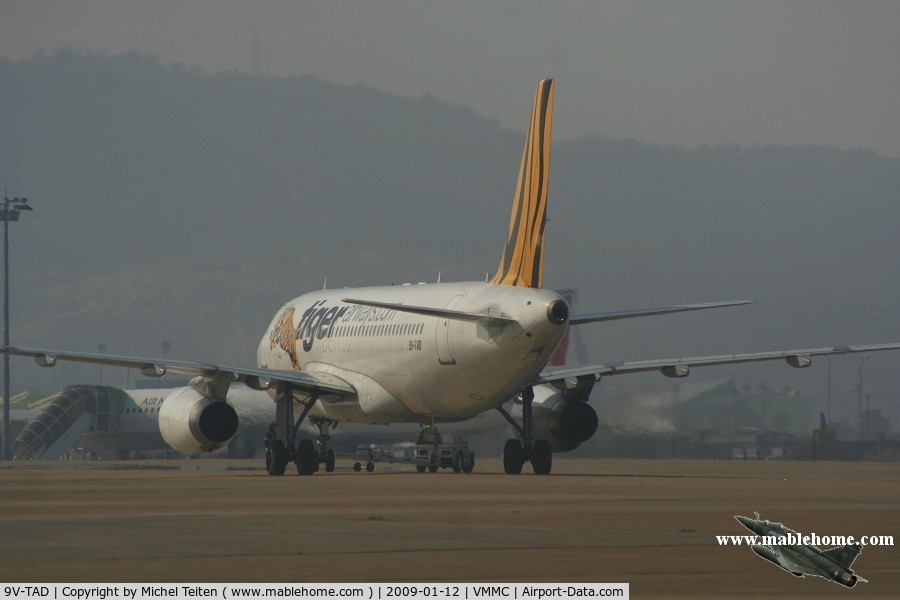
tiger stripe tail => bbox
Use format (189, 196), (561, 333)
(491, 78), (554, 288)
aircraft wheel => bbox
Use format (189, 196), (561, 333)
(296, 439), (318, 476)
(324, 449), (336, 473)
(265, 440), (287, 476)
(463, 452), (475, 473)
(366, 462), (375, 473)
(531, 439), (553, 475)
(354, 462), (362, 472)
(416, 465), (426, 473)
(503, 439), (524, 474)
(428, 466), (439, 473)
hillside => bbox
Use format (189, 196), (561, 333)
(2, 51), (898, 415)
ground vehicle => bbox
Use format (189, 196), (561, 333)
(414, 433), (475, 473)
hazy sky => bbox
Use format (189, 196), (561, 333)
(2, 1), (899, 157)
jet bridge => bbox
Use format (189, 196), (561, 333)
(14, 385), (126, 460)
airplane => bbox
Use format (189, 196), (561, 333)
(735, 513), (867, 587)
(4, 79), (900, 475)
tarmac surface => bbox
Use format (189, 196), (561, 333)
(1, 457), (898, 599)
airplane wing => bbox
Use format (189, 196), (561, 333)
(539, 343), (900, 383)
(1, 345), (356, 398)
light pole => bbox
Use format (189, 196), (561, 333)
(2, 189), (33, 460)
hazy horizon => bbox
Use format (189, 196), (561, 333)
(2, 1), (899, 157)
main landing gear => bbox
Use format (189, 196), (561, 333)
(263, 384), (335, 476)
(495, 386), (553, 475)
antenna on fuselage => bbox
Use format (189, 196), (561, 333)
(323, 277), (327, 291)
(437, 271), (442, 283)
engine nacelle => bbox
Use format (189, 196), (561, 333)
(530, 384), (599, 452)
(158, 386), (239, 454)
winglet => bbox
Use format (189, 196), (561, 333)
(491, 79), (554, 288)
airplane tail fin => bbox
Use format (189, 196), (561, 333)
(491, 79), (554, 288)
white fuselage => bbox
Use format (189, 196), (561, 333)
(257, 282), (567, 424)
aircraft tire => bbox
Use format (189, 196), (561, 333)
(265, 440), (287, 476)
(428, 466), (439, 473)
(296, 439), (318, 476)
(354, 462), (363, 472)
(503, 439), (524, 474)
(531, 439), (552, 475)
(416, 465), (426, 473)
(366, 462), (375, 472)
(324, 449), (336, 473)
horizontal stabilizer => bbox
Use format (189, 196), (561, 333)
(570, 299), (755, 325)
(341, 298), (515, 325)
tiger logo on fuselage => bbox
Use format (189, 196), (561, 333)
(269, 306), (301, 370)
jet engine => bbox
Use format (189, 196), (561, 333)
(158, 386), (239, 454)
(529, 381), (598, 452)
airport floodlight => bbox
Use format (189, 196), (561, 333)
(2, 190), (34, 461)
